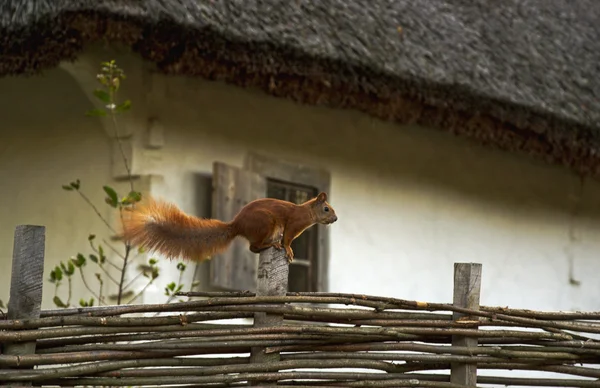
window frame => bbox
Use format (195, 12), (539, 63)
(244, 152), (332, 292)
(266, 178), (319, 292)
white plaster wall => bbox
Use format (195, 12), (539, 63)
(2, 48), (600, 316)
(139, 66), (600, 313)
(0, 67), (131, 309)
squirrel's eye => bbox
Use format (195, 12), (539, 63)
(324, 206), (329, 212)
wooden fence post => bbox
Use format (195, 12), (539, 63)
(3, 225), (46, 385)
(450, 262), (482, 387)
(249, 245), (289, 385)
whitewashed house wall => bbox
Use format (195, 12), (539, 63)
(1, 48), (599, 312)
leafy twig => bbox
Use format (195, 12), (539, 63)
(96, 273), (105, 306)
(89, 238), (122, 270)
(127, 258), (160, 305)
(66, 276), (72, 307)
(52, 59), (189, 310)
(109, 102), (134, 193)
(78, 269), (101, 304)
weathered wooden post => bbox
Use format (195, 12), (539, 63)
(249, 245), (289, 385)
(3, 225), (46, 385)
(450, 262), (482, 386)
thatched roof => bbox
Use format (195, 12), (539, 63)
(2, 1), (600, 177)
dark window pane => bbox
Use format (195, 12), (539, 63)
(291, 228), (311, 259)
(267, 183), (287, 200)
(289, 263), (309, 292)
(290, 189), (309, 204)
(266, 178), (319, 291)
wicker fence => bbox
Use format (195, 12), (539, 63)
(1, 225), (600, 387)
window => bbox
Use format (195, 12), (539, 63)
(266, 179), (319, 292)
(204, 153), (331, 293)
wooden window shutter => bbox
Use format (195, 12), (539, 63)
(209, 161), (267, 291)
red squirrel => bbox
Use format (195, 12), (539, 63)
(121, 192), (337, 263)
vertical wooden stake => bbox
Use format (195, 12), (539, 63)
(450, 262), (482, 387)
(3, 225), (46, 385)
(249, 245), (289, 385)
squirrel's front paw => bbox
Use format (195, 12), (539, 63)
(272, 241), (283, 250)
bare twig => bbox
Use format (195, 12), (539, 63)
(126, 275), (153, 305)
(121, 269), (146, 291)
(76, 190), (117, 235)
(116, 232), (131, 305)
(30, 371), (600, 387)
(77, 267), (101, 303)
(180, 291), (600, 321)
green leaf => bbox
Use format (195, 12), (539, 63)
(176, 262), (186, 272)
(122, 191), (142, 205)
(53, 296), (68, 308)
(98, 245), (106, 264)
(151, 267), (159, 280)
(59, 261), (74, 277)
(88, 234), (96, 241)
(53, 266), (63, 282)
(93, 89), (111, 103)
(175, 284), (184, 293)
(115, 100), (132, 113)
(148, 258), (158, 266)
(70, 179), (81, 190)
(67, 260), (75, 276)
(86, 109), (107, 117)
(103, 185), (119, 208)
(131, 191), (142, 202)
(62, 185), (74, 191)
(89, 254), (98, 264)
(79, 297), (95, 307)
(95, 273), (103, 283)
(167, 282), (176, 291)
(73, 253), (86, 267)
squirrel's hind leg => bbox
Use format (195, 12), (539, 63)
(249, 223), (284, 253)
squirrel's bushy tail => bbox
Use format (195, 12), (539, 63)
(121, 197), (237, 261)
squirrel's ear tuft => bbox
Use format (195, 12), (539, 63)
(316, 192), (327, 203)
